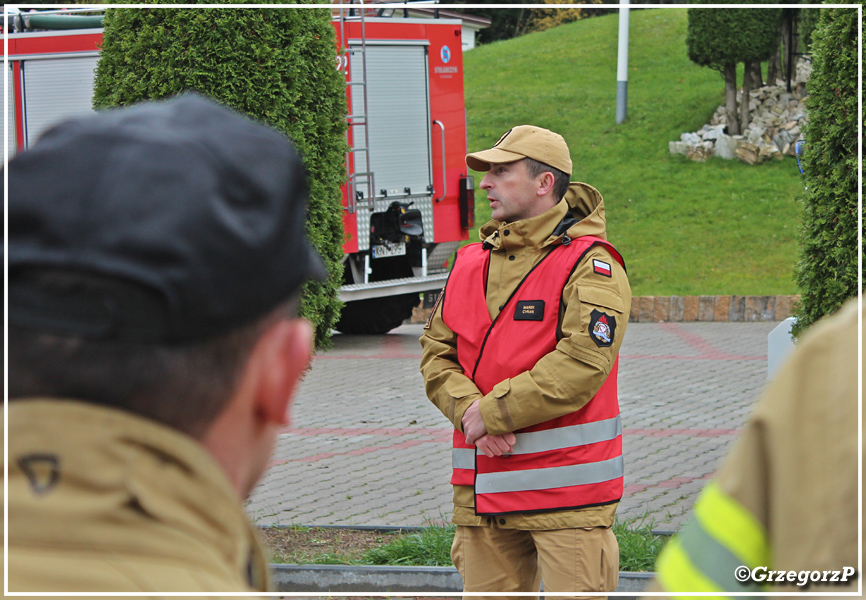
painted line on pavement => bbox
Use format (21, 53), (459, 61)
(280, 426), (451, 436)
(623, 428), (738, 437)
(657, 322), (763, 360)
(279, 426), (739, 438)
(269, 427), (737, 469)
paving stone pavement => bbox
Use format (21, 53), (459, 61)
(246, 320), (779, 533)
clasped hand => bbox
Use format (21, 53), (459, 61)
(462, 399), (517, 458)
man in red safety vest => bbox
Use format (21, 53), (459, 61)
(420, 125), (632, 598)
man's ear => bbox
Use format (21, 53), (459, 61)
(536, 171), (555, 196)
(250, 318), (314, 427)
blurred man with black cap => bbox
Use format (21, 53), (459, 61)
(7, 93), (326, 593)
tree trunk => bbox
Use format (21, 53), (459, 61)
(779, 15), (792, 84)
(724, 63), (739, 135)
(751, 62), (763, 88)
(740, 61), (753, 133)
(515, 8), (529, 37)
(767, 29), (784, 85)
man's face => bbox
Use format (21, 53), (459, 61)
(479, 159), (545, 223)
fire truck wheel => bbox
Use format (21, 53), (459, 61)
(335, 293), (420, 335)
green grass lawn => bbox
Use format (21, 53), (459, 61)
(463, 8), (803, 296)
(267, 519), (667, 571)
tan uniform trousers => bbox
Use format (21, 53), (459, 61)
(451, 524), (619, 599)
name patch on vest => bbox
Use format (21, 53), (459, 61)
(590, 309), (616, 347)
(514, 300), (544, 321)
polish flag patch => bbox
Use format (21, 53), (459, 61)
(593, 259), (612, 277)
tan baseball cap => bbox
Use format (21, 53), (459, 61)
(466, 125), (572, 175)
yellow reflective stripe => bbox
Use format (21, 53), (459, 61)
(676, 511), (765, 591)
(655, 537), (727, 598)
(694, 481), (770, 569)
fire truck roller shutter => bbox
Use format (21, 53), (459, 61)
(348, 41), (433, 252)
(21, 56), (98, 149)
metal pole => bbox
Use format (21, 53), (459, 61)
(786, 13), (795, 93)
(616, 0), (630, 124)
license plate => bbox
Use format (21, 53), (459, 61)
(372, 242), (406, 258)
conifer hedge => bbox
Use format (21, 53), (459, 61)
(92, 3), (347, 349)
(792, 3), (861, 334)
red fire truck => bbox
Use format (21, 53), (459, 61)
(6, 9), (474, 334)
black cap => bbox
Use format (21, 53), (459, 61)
(8, 93), (328, 343)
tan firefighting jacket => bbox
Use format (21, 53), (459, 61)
(7, 399), (272, 596)
(649, 298), (862, 596)
(420, 182), (632, 529)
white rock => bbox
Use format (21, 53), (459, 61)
(715, 134), (737, 160)
(681, 132), (701, 145)
(747, 127), (766, 144)
(702, 125), (726, 141)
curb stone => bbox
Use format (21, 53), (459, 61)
(271, 564), (652, 596)
(271, 523), (674, 537)
(265, 526), (659, 595)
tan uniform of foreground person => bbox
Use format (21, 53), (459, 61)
(7, 93), (325, 595)
(421, 126), (632, 598)
(648, 298), (862, 597)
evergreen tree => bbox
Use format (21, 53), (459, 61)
(793, 3), (861, 334)
(686, 4), (782, 134)
(92, 3), (347, 349)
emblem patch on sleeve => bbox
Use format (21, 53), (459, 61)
(593, 259), (612, 277)
(589, 309), (616, 347)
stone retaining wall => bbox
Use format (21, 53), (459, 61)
(669, 59), (811, 164)
(409, 295), (799, 325)
(628, 295), (799, 323)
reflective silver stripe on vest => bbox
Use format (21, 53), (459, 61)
(505, 416), (622, 456)
(452, 417), (621, 469)
(452, 447), (475, 470)
(475, 455), (624, 495)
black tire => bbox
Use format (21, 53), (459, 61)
(335, 293), (420, 334)
(335, 255), (420, 334)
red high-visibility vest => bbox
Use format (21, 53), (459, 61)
(442, 235), (625, 515)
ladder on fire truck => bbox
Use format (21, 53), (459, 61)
(337, 2), (373, 216)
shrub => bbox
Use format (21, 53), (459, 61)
(93, 2), (347, 349)
(792, 3), (860, 335)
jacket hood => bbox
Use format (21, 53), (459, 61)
(561, 181), (608, 241)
